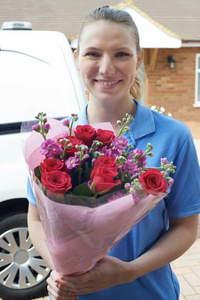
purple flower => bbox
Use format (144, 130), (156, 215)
(100, 146), (112, 157)
(100, 145), (122, 158)
(32, 124), (41, 132)
(40, 139), (62, 158)
(112, 137), (128, 150)
(43, 123), (51, 134)
(42, 117), (47, 123)
(43, 123), (50, 130)
(168, 178), (174, 186)
(122, 160), (139, 176)
(161, 157), (169, 164)
(130, 149), (147, 170)
(83, 153), (90, 160)
(63, 119), (70, 127)
(65, 156), (80, 169)
(88, 180), (95, 193)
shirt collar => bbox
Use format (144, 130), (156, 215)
(75, 105), (88, 125)
(123, 99), (155, 145)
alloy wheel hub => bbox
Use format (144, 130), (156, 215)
(0, 227), (51, 289)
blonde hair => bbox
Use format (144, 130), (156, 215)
(77, 6), (143, 101)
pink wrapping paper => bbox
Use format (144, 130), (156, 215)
(33, 181), (166, 275)
(24, 118), (167, 275)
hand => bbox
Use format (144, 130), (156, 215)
(47, 270), (79, 300)
(52, 256), (131, 296)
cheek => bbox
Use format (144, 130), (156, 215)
(120, 61), (137, 77)
(79, 60), (96, 78)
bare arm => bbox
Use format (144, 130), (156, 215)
(27, 203), (54, 270)
(47, 214), (199, 298)
(128, 214), (199, 279)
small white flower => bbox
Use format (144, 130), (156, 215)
(160, 107), (165, 112)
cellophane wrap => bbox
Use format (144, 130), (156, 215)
(24, 118), (167, 275)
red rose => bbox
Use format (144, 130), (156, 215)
(93, 156), (118, 170)
(74, 125), (97, 148)
(138, 168), (168, 195)
(40, 158), (64, 173)
(90, 166), (120, 193)
(41, 171), (72, 194)
(96, 129), (116, 147)
(57, 136), (84, 158)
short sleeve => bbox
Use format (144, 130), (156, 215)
(27, 177), (37, 206)
(166, 130), (200, 218)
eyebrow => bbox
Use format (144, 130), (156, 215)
(83, 46), (131, 52)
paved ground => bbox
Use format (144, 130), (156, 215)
(172, 238), (200, 300)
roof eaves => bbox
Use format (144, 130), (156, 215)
(112, 0), (183, 40)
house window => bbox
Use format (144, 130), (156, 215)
(194, 54), (200, 107)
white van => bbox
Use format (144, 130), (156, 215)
(0, 24), (87, 300)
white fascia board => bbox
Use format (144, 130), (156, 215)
(124, 7), (181, 49)
(182, 42), (200, 47)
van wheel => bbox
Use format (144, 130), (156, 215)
(0, 213), (51, 300)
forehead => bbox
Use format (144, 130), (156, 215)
(79, 20), (136, 49)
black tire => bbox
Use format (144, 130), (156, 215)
(0, 213), (51, 300)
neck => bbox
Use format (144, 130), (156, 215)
(87, 99), (137, 135)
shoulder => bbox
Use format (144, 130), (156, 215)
(151, 110), (194, 160)
(151, 109), (190, 138)
(135, 100), (191, 147)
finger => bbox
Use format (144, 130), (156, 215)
(61, 270), (94, 285)
(50, 270), (63, 283)
(53, 275), (80, 290)
(47, 284), (78, 299)
(47, 273), (79, 296)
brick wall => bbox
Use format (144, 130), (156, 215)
(147, 47), (200, 138)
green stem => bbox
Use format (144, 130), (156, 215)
(78, 164), (82, 185)
(40, 119), (46, 140)
(90, 193), (98, 204)
(117, 121), (128, 137)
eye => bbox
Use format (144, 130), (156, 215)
(116, 52), (130, 57)
(85, 52), (100, 58)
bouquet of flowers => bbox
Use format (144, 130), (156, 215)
(24, 112), (175, 275)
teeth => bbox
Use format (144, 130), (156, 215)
(98, 81), (119, 86)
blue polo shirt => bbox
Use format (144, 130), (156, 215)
(27, 100), (200, 300)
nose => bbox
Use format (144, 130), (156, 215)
(99, 55), (116, 76)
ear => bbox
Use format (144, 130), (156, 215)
(136, 50), (144, 70)
(73, 50), (78, 65)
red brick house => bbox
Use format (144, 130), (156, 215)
(1, 0), (199, 137)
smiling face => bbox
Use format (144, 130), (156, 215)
(75, 20), (143, 106)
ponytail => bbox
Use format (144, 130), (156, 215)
(130, 69), (144, 101)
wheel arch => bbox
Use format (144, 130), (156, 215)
(0, 198), (28, 221)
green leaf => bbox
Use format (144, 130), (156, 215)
(34, 166), (42, 181)
(85, 161), (91, 181)
(73, 181), (94, 197)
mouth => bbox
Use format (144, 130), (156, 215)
(95, 80), (121, 86)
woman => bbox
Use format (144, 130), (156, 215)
(27, 6), (200, 300)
